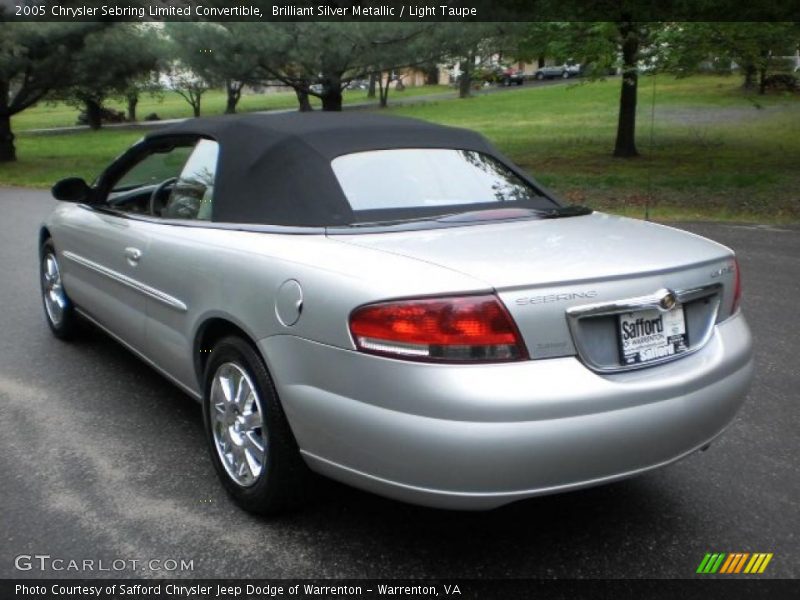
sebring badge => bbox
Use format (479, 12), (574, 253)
(515, 290), (598, 305)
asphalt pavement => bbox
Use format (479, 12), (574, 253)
(0, 188), (797, 579)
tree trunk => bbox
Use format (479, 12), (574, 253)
(743, 64), (757, 89)
(379, 72), (390, 108)
(294, 86), (313, 112)
(0, 80), (14, 162)
(425, 66), (439, 85)
(225, 80), (242, 114)
(85, 98), (103, 130)
(321, 90), (343, 111)
(613, 22), (639, 158)
(0, 112), (15, 162)
(538, 55), (545, 68)
(126, 93), (138, 122)
(459, 53), (474, 99)
(758, 68), (767, 95)
(188, 90), (203, 118)
(321, 77), (343, 111)
(367, 72), (377, 98)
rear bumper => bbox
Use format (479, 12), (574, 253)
(260, 312), (753, 509)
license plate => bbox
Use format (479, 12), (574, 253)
(618, 306), (688, 366)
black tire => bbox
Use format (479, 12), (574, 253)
(40, 239), (79, 340)
(535, 72), (544, 80)
(202, 336), (308, 515)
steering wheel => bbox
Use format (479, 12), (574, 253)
(149, 177), (178, 217)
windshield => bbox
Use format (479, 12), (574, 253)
(331, 149), (557, 220)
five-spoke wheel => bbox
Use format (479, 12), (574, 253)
(202, 336), (308, 514)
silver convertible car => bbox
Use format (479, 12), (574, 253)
(40, 113), (753, 513)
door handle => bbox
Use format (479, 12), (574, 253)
(124, 247), (142, 266)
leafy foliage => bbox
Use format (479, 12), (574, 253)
(55, 24), (162, 129)
(0, 23), (104, 159)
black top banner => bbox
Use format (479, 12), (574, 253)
(3, 0), (800, 22)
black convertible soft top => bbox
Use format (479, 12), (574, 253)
(146, 112), (550, 227)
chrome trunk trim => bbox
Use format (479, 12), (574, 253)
(566, 284), (723, 373)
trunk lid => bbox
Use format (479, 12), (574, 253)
(332, 212), (731, 289)
(332, 213), (738, 367)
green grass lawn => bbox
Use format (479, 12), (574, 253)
(10, 85), (453, 132)
(2, 76), (798, 222)
(388, 76), (800, 222)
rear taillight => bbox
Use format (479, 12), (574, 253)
(349, 294), (528, 363)
(732, 257), (742, 313)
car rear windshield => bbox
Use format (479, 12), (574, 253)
(331, 149), (556, 219)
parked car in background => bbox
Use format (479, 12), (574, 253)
(40, 113), (753, 514)
(500, 68), (525, 86)
(534, 63), (582, 80)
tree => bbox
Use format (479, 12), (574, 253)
(553, 19), (799, 157)
(660, 22), (800, 94)
(165, 67), (210, 118)
(613, 21), (643, 157)
(57, 24), (161, 130)
(506, 22), (564, 71)
(363, 23), (444, 108)
(439, 23), (526, 99)
(0, 23), (101, 161)
(544, 20), (655, 157)
(122, 72), (163, 122)
(229, 22), (445, 111)
(165, 23), (259, 114)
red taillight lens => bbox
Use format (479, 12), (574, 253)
(732, 257), (742, 313)
(349, 295), (528, 363)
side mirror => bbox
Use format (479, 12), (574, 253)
(52, 177), (91, 203)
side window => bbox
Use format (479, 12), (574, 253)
(108, 145), (193, 215)
(162, 139), (219, 221)
(114, 147), (193, 193)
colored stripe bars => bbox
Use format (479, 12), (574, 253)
(697, 553), (773, 574)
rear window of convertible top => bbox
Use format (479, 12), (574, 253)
(330, 148), (556, 217)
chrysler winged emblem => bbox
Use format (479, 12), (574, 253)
(660, 291), (677, 310)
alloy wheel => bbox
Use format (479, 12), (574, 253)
(42, 253), (67, 327)
(209, 362), (267, 487)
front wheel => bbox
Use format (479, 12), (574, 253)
(202, 336), (308, 514)
(40, 239), (78, 339)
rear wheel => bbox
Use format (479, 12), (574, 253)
(40, 239), (78, 339)
(535, 72), (544, 80)
(202, 336), (308, 514)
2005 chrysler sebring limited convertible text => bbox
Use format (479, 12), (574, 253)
(40, 113), (753, 513)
